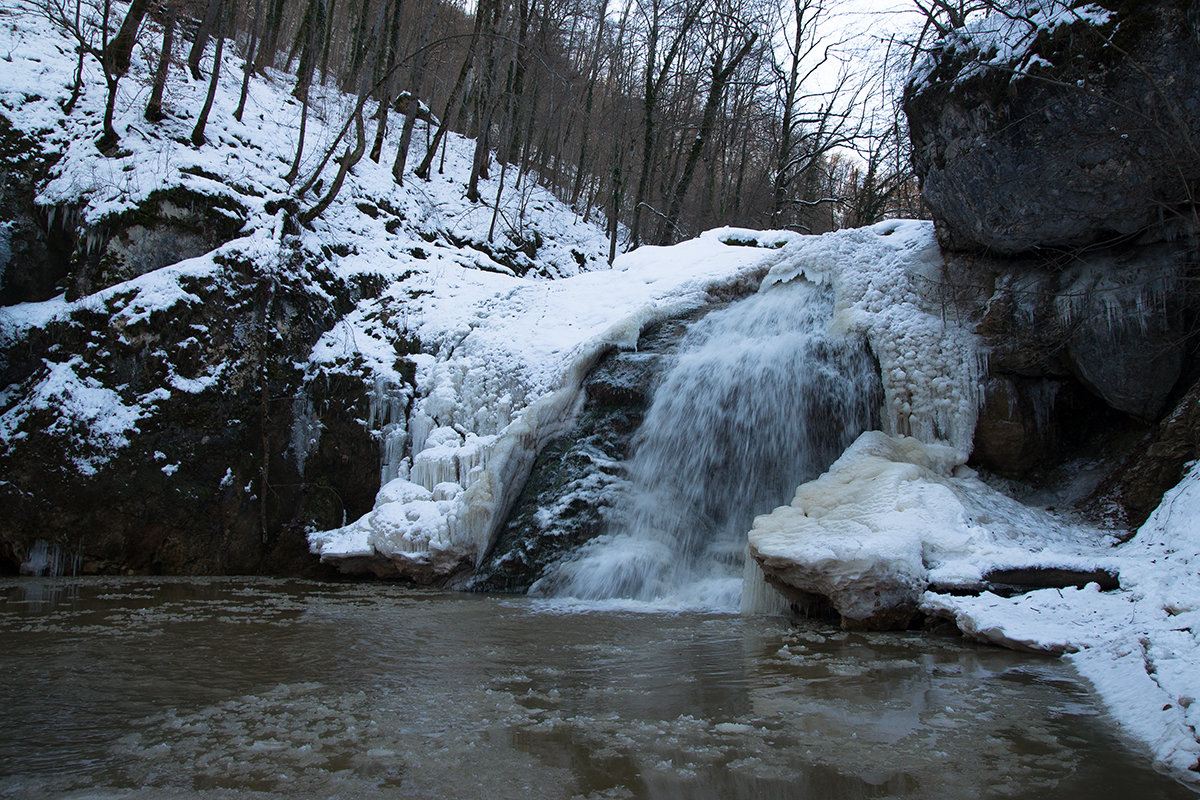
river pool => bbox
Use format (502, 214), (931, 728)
(0, 577), (1191, 799)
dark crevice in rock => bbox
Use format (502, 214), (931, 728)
(0, 115), (72, 304)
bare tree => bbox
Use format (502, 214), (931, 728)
(144, 0), (177, 121)
(192, 0), (229, 145)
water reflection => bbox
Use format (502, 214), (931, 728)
(0, 578), (1192, 799)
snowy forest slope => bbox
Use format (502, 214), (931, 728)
(0, 2), (609, 574)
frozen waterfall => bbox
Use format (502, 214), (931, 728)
(532, 277), (882, 609)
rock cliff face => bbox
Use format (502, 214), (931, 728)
(904, 0), (1200, 516)
(906, 0), (1200, 256)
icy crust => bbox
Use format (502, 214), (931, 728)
(763, 219), (981, 455)
(308, 231), (793, 577)
(748, 432), (1118, 624)
(907, 1), (1114, 94)
(925, 462), (1200, 784)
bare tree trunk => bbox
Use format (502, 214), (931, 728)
(318, 0), (339, 78)
(369, 0), (405, 163)
(570, 0), (607, 206)
(391, 0), (436, 183)
(104, 0), (151, 77)
(607, 159), (622, 264)
(466, 0), (502, 202)
(285, 91), (311, 184)
(629, 0), (702, 247)
(234, 0), (262, 121)
(300, 48), (375, 225)
(188, 0), (223, 79)
(415, 10), (483, 181)
(62, 0), (86, 114)
(255, 0), (286, 70)
(144, 1), (176, 121)
(96, 0), (121, 153)
(191, 0), (228, 145)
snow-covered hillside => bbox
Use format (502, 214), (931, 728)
(0, 1), (610, 573)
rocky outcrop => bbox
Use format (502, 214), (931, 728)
(0, 238), (389, 577)
(1085, 372), (1200, 527)
(66, 185), (249, 300)
(468, 315), (695, 592)
(905, 0), (1200, 256)
(904, 1), (1200, 501)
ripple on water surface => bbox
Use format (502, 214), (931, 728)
(0, 577), (1193, 799)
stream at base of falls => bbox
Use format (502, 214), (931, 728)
(1, 578), (1192, 800)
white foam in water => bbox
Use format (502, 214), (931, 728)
(531, 278), (880, 610)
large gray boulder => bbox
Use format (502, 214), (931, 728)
(905, 0), (1200, 255)
(903, 1), (1200, 505)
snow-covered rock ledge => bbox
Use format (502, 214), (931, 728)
(749, 432), (1121, 627)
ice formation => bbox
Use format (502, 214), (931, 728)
(748, 432), (1119, 624)
(312, 220), (984, 586)
(308, 230), (794, 577)
(761, 219), (983, 456)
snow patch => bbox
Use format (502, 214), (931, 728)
(908, 1), (1115, 93)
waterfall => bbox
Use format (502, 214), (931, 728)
(532, 277), (882, 610)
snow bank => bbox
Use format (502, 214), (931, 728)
(926, 462), (1200, 783)
(749, 432), (1118, 625)
(309, 231), (789, 577)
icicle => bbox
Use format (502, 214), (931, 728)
(739, 548), (790, 616)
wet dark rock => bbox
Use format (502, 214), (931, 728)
(908, 4), (1200, 506)
(972, 376), (1064, 476)
(982, 566), (1120, 593)
(469, 316), (694, 593)
(67, 186), (248, 300)
(1086, 373), (1200, 528)
(0, 116), (70, 304)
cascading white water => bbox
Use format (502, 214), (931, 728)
(532, 277), (882, 609)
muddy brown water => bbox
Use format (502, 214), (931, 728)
(0, 577), (1192, 799)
